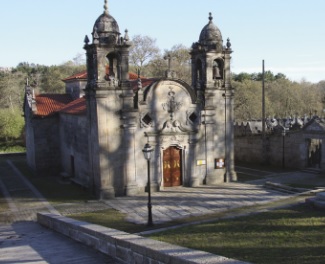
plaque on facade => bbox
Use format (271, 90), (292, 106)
(215, 158), (225, 169)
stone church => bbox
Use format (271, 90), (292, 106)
(24, 1), (237, 199)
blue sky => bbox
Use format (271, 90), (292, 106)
(1, 0), (324, 83)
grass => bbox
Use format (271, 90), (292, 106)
(0, 190), (9, 213)
(3, 155), (325, 263)
(147, 203), (325, 264)
(70, 209), (147, 233)
(6, 155), (95, 204)
(24, 172), (94, 204)
(0, 140), (26, 153)
(68, 195), (310, 234)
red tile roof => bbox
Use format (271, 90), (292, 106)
(35, 72), (156, 117)
(62, 71), (87, 81)
(59, 97), (86, 115)
(35, 94), (73, 117)
(129, 72), (139, 80)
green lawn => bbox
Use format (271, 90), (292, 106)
(9, 156), (95, 204)
(3, 155), (325, 263)
(0, 140), (25, 153)
(0, 190), (9, 213)
(70, 209), (147, 234)
(148, 204), (325, 264)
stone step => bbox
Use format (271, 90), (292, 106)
(315, 192), (325, 201)
(306, 197), (325, 210)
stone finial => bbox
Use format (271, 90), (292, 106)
(124, 29), (129, 42)
(226, 38), (231, 49)
(209, 12), (213, 22)
(104, 0), (108, 15)
(84, 35), (89, 45)
(164, 53), (172, 72)
(93, 27), (99, 44)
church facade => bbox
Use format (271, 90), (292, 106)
(24, 1), (237, 199)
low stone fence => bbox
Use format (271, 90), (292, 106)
(37, 212), (248, 264)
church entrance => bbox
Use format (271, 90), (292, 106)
(163, 146), (182, 187)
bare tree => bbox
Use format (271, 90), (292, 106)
(164, 44), (191, 83)
(129, 35), (160, 75)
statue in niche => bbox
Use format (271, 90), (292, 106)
(213, 60), (222, 79)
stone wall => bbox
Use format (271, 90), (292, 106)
(32, 117), (61, 176)
(235, 131), (305, 169)
(37, 212), (248, 264)
(59, 114), (90, 187)
(65, 80), (86, 100)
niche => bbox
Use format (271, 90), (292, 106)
(212, 58), (224, 80)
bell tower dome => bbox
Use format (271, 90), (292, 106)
(84, 0), (131, 91)
(190, 13), (232, 92)
(92, 0), (120, 45)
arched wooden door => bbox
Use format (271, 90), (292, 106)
(163, 146), (182, 187)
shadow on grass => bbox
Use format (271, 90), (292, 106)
(148, 203), (325, 264)
(5, 155), (325, 263)
(0, 140), (26, 153)
(6, 155), (95, 204)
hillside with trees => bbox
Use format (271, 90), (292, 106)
(232, 72), (325, 121)
(0, 35), (324, 151)
(0, 59), (85, 152)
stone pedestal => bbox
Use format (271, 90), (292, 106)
(125, 184), (139, 196)
(190, 177), (201, 187)
(206, 170), (224, 185)
(145, 183), (159, 193)
(100, 187), (115, 200)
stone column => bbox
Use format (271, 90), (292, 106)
(223, 50), (237, 182)
(121, 109), (139, 196)
(188, 138), (200, 187)
(204, 106), (224, 185)
(224, 89), (237, 182)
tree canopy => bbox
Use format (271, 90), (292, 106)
(1, 35), (325, 141)
(129, 35), (160, 76)
(233, 76), (325, 122)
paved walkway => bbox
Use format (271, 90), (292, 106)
(105, 183), (292, 225)
(0, 222), (119, 264)
(0, 160), (121, 264)
(0, 158), (311, 263)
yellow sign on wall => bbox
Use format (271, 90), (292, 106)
(196, 159), (206, 166)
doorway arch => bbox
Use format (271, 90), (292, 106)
(163, 146), (182, 187)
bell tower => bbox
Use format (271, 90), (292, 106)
(190, 13), (237, 183)
(84, 0), (136, 198)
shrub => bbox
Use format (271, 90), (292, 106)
(0, 108), (24, 140)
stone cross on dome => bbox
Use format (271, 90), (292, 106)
(164, 53), (173, 72)
(104, 0), (108, 15)
(208, 12), (213, 22)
